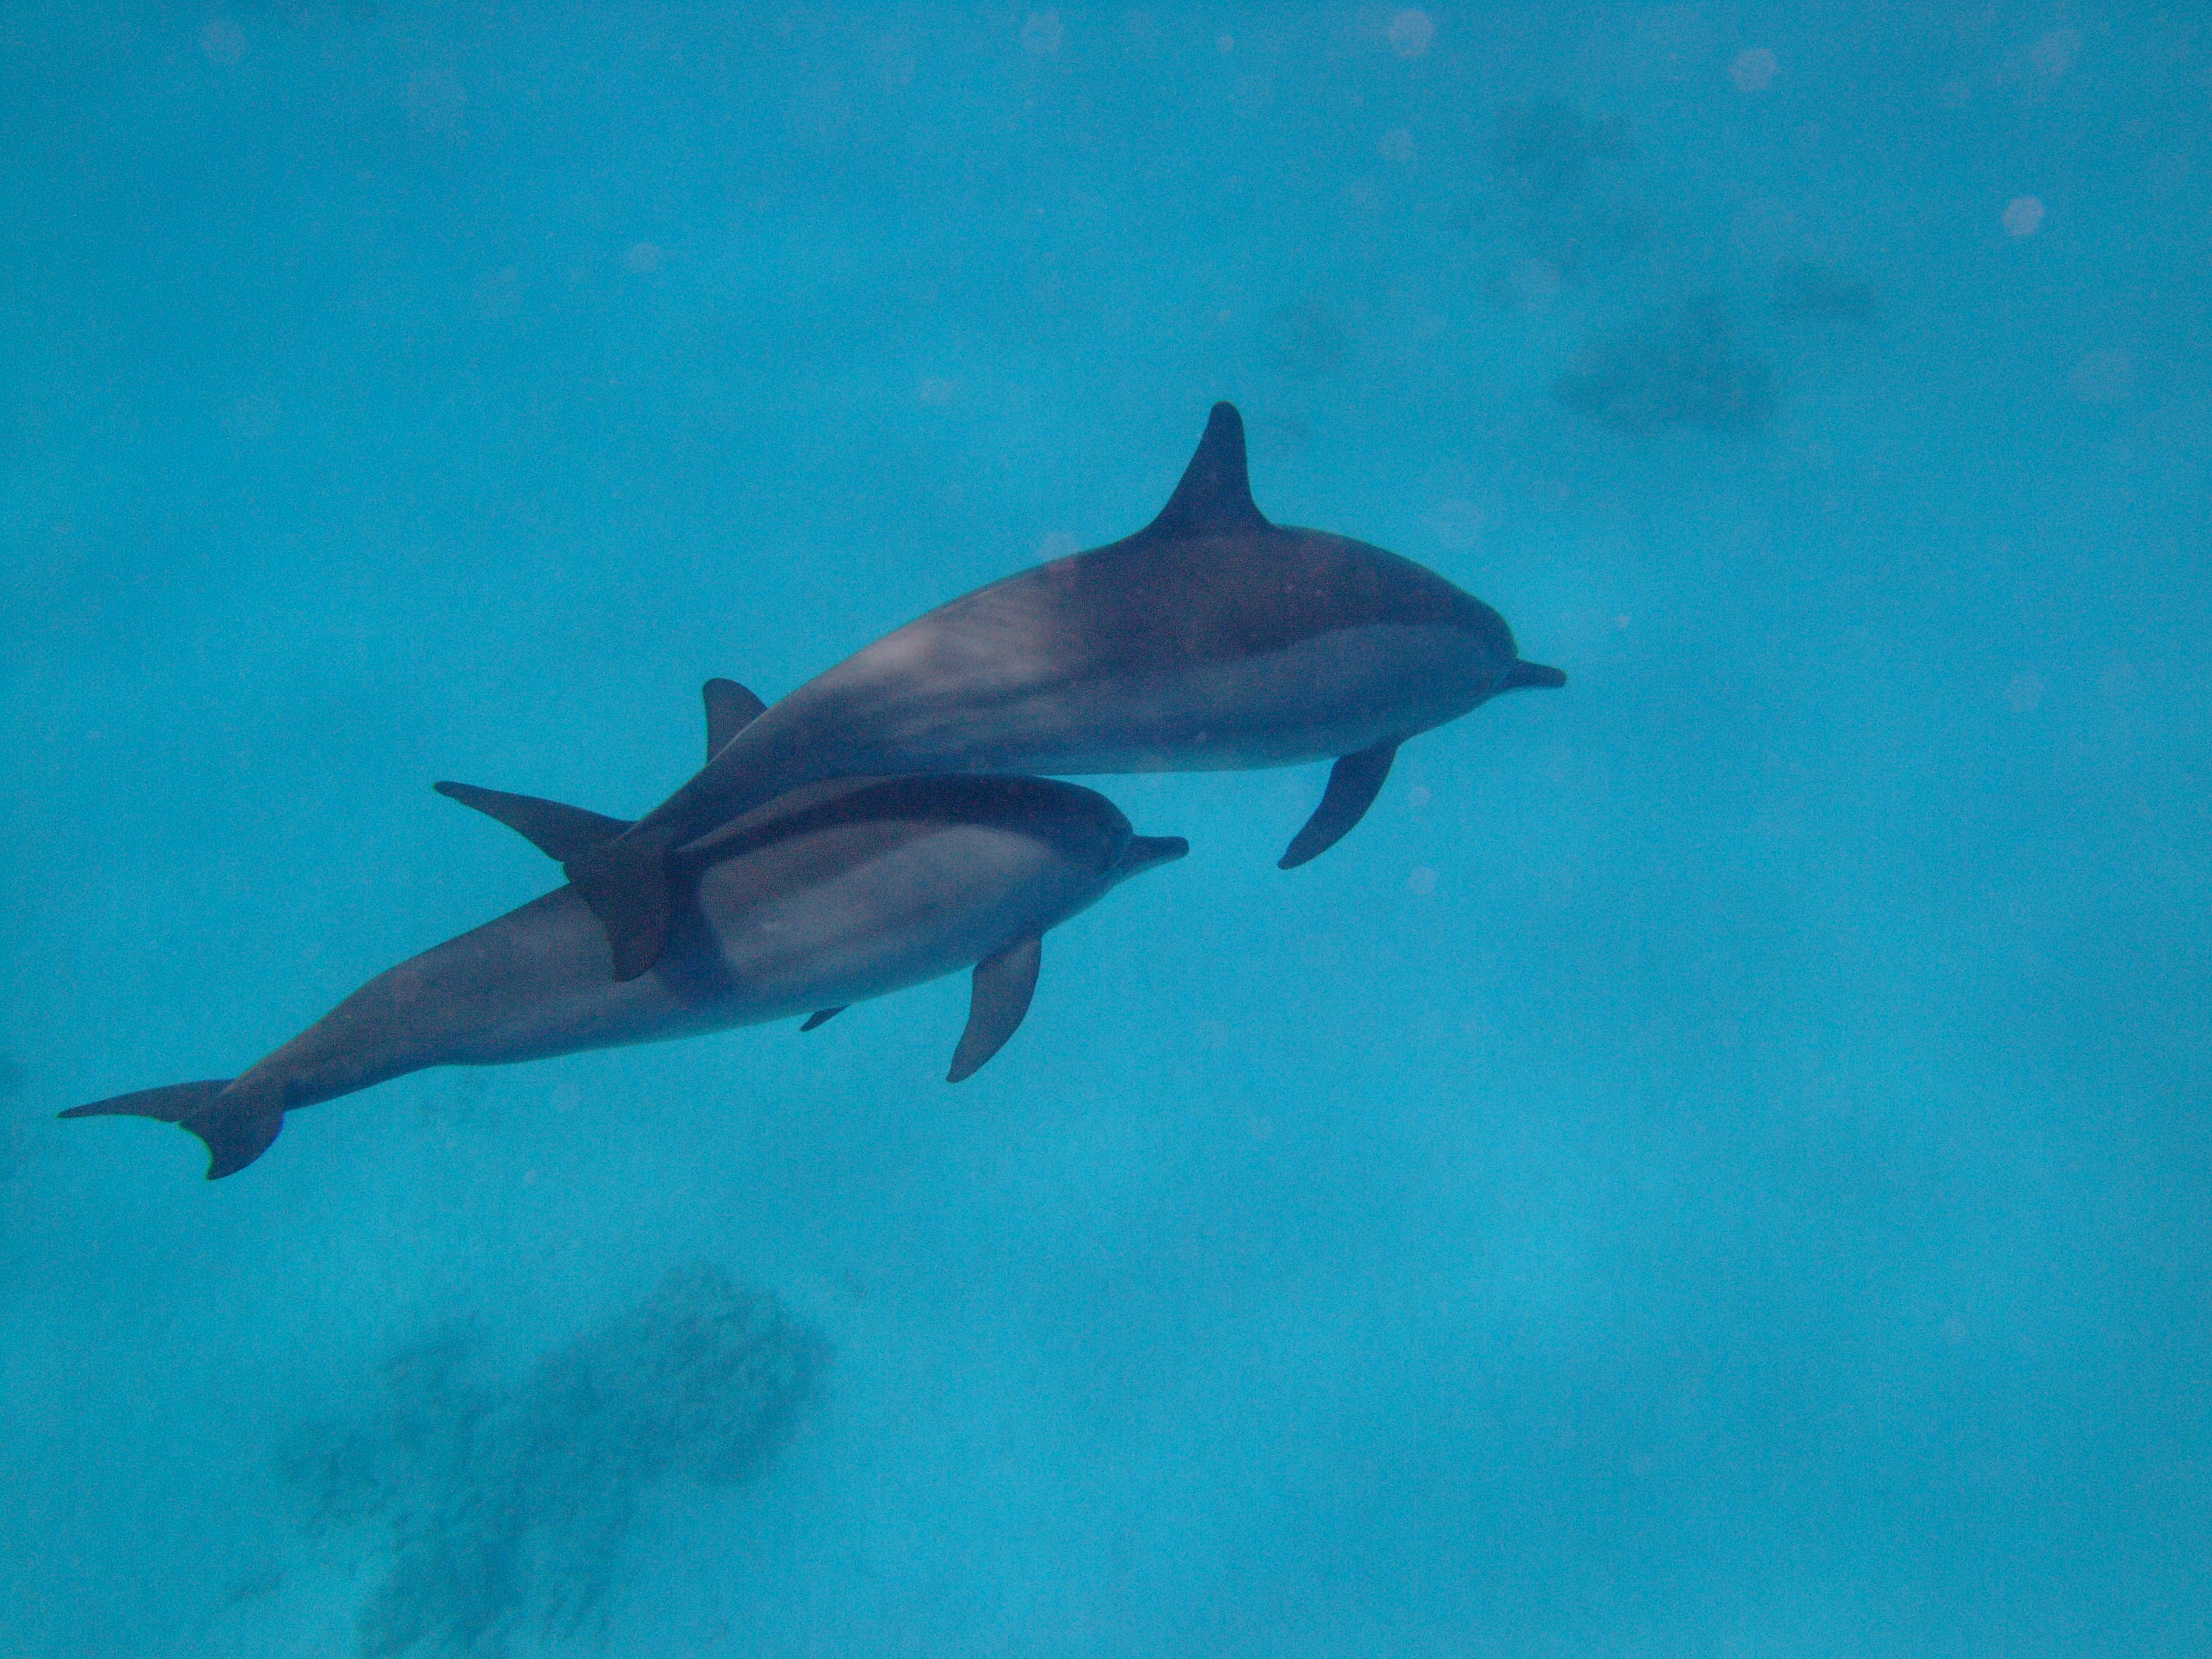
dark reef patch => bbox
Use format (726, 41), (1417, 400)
(283, 1265), (828, 1657)
(1493, 99), (1632, 204)
(1773, 259), (1879, 323)
(1556, 296), (1775, 435)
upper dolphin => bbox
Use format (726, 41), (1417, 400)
(63, 732), (1185, 1178)
(569, 402), (1563, 978)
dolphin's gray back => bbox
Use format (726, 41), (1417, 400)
(646, 527), (1518, 833)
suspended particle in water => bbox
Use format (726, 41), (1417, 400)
(2069, 350), (2134, 405)
(1021, 12), (1064, 56)
(1730, 48), (1778, 92)
(201, 19), (245, 64)
(1388, 11), (1435, 59)
(2003, 196), (2046, 237)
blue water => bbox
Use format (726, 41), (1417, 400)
(5, 5), (2207, 1654)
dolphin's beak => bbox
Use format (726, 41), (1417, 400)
(1503, 659), (1567, 691)
(1114, 836), (1190, 880)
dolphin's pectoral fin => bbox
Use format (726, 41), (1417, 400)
(434, 782), (632, 864)
(567, 833), (676, 983)
(1278, 741), (1400, 869)
(1503, 659), (1567, 691)
(1143, 402), (1270, 541)
(947, 935), (1043, 1083)
(61, 1077), (283, 1180)
(799, 1007), (845, 1032)
(702, 679), (769, 760)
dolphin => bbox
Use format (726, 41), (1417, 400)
(557, 402), (1563, 979)
(62, 695), (1186, 1179)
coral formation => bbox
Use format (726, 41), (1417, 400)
(1555, 296), (1774, 435)
(284, 1265), (828, 1657)
(1485, 99), (1651, 297)
(1772, 259), (1879, 323)
(1493, 99), (1632, 204)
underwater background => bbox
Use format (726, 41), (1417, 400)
(4, 4), (2207, 1654)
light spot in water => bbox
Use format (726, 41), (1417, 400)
(2069, 350), (2134, 405)
(1387, 12), (1435, 59)
(1730, 48), (1778, 92)
(201, 19), (245, 64)
(1422, 499), (1486, 551)
(1408, 867), (1438, 896)
(2032, 29), (2082, 78)
(1021, 13), (1064, 56)
(2003, 196), (2045, 238)
(2005, 672), (2045, 713)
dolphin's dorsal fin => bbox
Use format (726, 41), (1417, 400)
(702, 679), (768, 760)
(1143, 402), (1269, 541)
(434, 781), (631, 864)
(946, 934), (1042, 1083)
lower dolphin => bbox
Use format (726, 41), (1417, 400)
(63, 774), (1186, 1179)
(562, 401), (1563, 979)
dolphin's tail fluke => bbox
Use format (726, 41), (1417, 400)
(566, 830), (678, 983)
(60, 1077), (284, 1180)
(1503, 659), (1567, 691)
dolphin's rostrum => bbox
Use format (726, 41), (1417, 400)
(64, 695), (1185, 1178)
(563, 402), (1563, 978)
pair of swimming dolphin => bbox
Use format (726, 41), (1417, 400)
(65, 404), (1563, 1177)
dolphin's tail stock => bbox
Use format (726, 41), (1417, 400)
(60, 1077), (285, 1180)
(565, 829), (679, 983)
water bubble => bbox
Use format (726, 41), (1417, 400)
(471, 266), (522, 321)
(2005, 672), (2045, 713)
(201, 19), (245, 64)
(1387, 11), (1435, 59)
(623, 242), (663, 274)
(2002, 196), (2045, 238)
(405, 68), (467, 134)
(1421, 500), (1487, 551)
(1408, 867), (1438, 896)
(2069, 350), (2134, 405)
(1021, 12), (1064, 56)
(1378, 127), (1417, 163)
(2031, 29), (2081, 78)
(1730, 47), (1778, 92)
